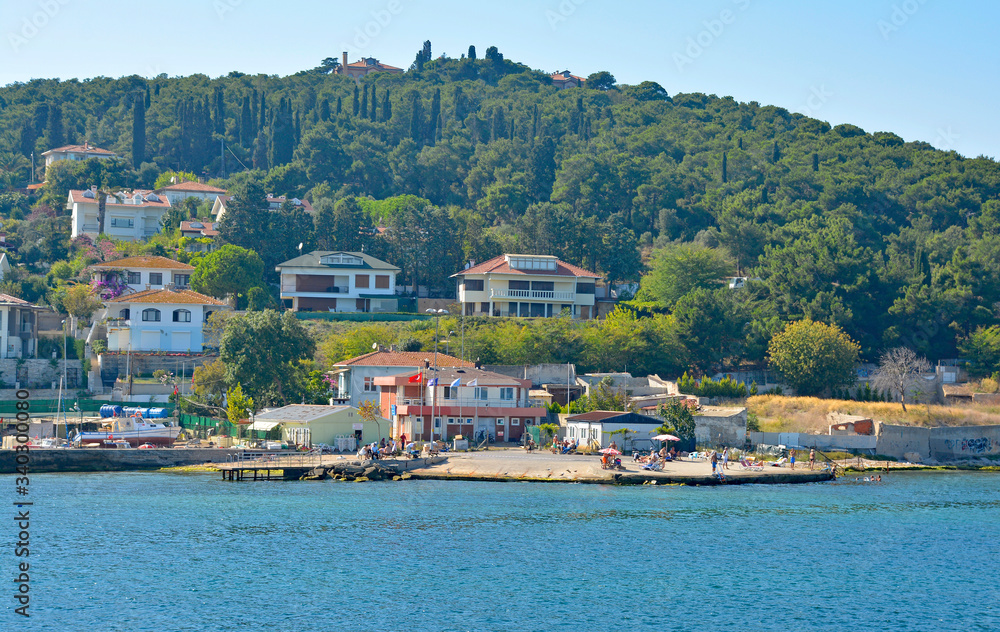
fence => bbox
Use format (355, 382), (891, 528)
(0, 398), (175, 415)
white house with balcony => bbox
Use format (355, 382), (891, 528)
(451, 254), (601, 319)
(68, 187), (172, 241)
(104, 288), (228, 353)
(328, 350), (474, 408)
(155, 181), (227, 206)
(41, 142), (117, 168)
(375, 366), (546, 443)
(90, 256), (195, 295)
(276, 251), (400, 313)
(211, 194), (313, 220)
(0, 293), (46, 359)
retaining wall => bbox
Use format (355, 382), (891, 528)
(874, 423), (930, 460)
(929, 425), (1000, 460)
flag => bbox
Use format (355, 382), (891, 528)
(408, 373), (422, 383)
(449, 378), (461, 389)
(427, 378), (439, 387)
(467, 378), (478, 387)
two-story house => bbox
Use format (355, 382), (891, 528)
(155, 181), (227, 206)
(336, 52), (404, 79)
(328, 350), (474, 408)
(376, 366), (546, 443)
(551, 70), (586, 89)
(90, 256), (195, 295)
(104, 287), (228, 352)
(211, 194), (313, 221)
(276, 251), (400, 313)
(0, 293), (46, 359)
(68, 187), (172, 241)
(41, 142), (117, 168)
(451, 254), (601, 319)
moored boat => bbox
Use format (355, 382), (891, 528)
(73, 415), (181, 447)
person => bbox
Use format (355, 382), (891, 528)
(722, 447), (730, 470)
(710, 450), (718, 474)
(400, 433), (408, 447)
(659, 446), (668, 460)
(601, 452), (610, 468)
(609, 440), (618, 451)
(789, 448), (796, 470)
(809, 448), (816, 470)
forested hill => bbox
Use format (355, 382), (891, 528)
(1, 44), (1000, 365)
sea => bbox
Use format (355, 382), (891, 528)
(8, 471), (1000, 631)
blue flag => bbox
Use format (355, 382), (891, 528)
(449, 378), (461, 388)
(427, 378), (439, 387)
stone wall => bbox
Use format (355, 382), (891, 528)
(0, 359), (85, 389)
(749, 432), (877, 452)
(929, 426), (1000, 460)
(694, 407), (747, 447)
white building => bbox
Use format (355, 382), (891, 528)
(90, 256), (195, 295)
(276, 251), (400, 313)
(155, 181), (227, 206)
(41, 142), (117, 168)
(104, 288), (228, 352)
(451, 254), (601, 319)
(211, 194), (313, 221)
(328, 350), (474, 408)
(564, 411), (665, 452)
(68, 187), (172, 241)
(0, 294), (46, 359)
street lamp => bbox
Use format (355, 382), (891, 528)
(59, 319), (67, 438)
(425, 308), (449, 446)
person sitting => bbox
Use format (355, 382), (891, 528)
(601, 453), (610, 468)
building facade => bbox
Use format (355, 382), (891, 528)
(0, 294), (45, 359)
(211, 194), (313, 221)
(329, 350), (474, 408)
(452, 254), (600, 319)
(276, 251), (400, 313)
(155, 181), (227, 206)
(41, 142), (116, 167)
(104, 288), (227, 352)
(551, 70), (586, 89)
(90, 256), (195, 295)
(376, 367), (545, 443)
(68, 187), (172, 241)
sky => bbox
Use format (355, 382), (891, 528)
(1, 0), (997, 159)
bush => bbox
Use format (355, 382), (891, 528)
(677, 372), (749, 398)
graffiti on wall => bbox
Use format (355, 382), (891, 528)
(942, 437), (999, 454)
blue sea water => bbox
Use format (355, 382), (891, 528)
(7, 471), (1000, 631)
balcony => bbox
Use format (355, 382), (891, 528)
(490, 289), (575, 301)
(397, 397), (530, 409)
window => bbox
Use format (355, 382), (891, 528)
(434, 417), (441, 429)
(511, 418), (520, 426)
(475, 387), (488, 401)
(500, 387), (514, 401)
(576, 282), (596, 295)
(172, 309), (191, 323)
(127, 272), (141, 284)
(496, 418), (506, 426)
(375, 275), (390, 289)
(443, 386), (457, 399)
(531, 281), (554, 291)
(465, 279), (484, 292)
(355, 274), (370, 289)
(508, 280), (530, 291)
(174, 274), (191, 286)
(141, 308), (161, 322)
(447, 418), (455, 426)
(480, 302), (489, 313)
(363, 377), (376, 392)
(149, 273), (163, 285)
(110, 218), (134, 228)
(120, 309), (130, 320)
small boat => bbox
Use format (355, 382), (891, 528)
(73, 414), (181, 447)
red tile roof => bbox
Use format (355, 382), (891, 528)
(41, 143), (115, 156)
(336, 350), (473, 368)
(91, 256), (194, 271)
(179, 221), (219, 237)
(453, 255), (599, 279)
(106, 288), (226, 306)
(552, 71), (586, 83)
(344, 59), (403, 71)
(0, 293), (31, 305)
(158, 181), (227, 193)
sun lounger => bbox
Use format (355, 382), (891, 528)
(739, 457), (764, 472)
(641, 461), (663, 471)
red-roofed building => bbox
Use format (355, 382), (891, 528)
(156, 180), (227, 206)
(41, 142), (117, 167)
(328, 350), (473, 409)
(451, 254), (600, 319)
(90, 256), (195, 294)
(68, 187), (172, 241)
(552, 70), (586, 89)
(336, 51), (404, 79)
(179, 221), (220, 252)
(211, 194), (313, 220)
(104, 287), (229, 352)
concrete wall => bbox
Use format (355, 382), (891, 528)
(929, 426), (1000, 460)
(484, 364), (576, 388)
(874, 422), (930, 461)
(749, 432), (877, 451)
(694, 408), (747, 447)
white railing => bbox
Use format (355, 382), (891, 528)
(398, 398), (531, 409)
(490, 289), (575, 301)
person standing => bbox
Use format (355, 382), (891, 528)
(809, 448), (816, 470)
(789, 448), (796, 470)
(722, 447), (730, 470)
(710, 450), (718, 474)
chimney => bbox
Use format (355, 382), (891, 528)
(342, 51), (348, 71)
(84, 140), (90, 150)
(424, 359), (430, 369)
(90, 185), (98, 194)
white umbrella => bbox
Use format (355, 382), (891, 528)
(652, 434), (681, 442)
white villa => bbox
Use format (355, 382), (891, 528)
(451, 254), (601, 319)
(211, 194), (313, 221)
(155, 181), (227, 206)
(104, 287), (227, 353)
(41, 142), (117, 168)
(90, 256), (195, 294)
(0, 293), (45, 359)
(68, 187), (172, 241)
(276, 251), (400, 313)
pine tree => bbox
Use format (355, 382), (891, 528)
(132, 92), (145, 167)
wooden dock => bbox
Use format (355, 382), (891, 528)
(217, 452), (445, 481)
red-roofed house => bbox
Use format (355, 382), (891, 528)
(328, 350), (474, 408)
(156, 181), (227, 206)
(90, 256), (195, 294)
(552, 71), (586, 89)
(451, 254), (600, 319)
(179, 221), (220, 252)
(211, 194), (313, 220)
(336, 52), (404, 80)
(104, 287), (229, 352)
(41, 142), (117, 168)
(68, 187), (172, 241)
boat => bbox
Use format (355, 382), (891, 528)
(72, 414), (181, 447)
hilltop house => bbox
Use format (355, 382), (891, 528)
(68, 187), (171, 241)
(276, 251), (399, 313)
(451, 254), (601, 319)
(328, 350), (474, 408)
(104, 287), (228, 352)
(41, 142), (117, 168)
(336, 52), (404, 79)
(90, 256), (195, 295)
(551, 70), (586, 89)
(210, 194), (313, 221)
(0, 293), (46, 359)
(155, 181), (227, 206)
(179, 221), (219, 252)
(375, 366), (545, 443)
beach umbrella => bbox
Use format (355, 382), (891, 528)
(652, 434), (681, 442)
(599, 447), (621, 455)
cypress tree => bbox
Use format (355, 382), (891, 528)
(154, 84), (160, 97)
(46, 103), (64, 148)
(531, 104), (539, 141)
(381, 89), (391, 122)
(429, 88), (441, 145)
(258, 91), (267, 131)
(361, 85), (369, 120)
(813, 152), (819, 171)
(132, 92), (145, 167)
(319, 99), (330, 121)
(252, 129), (268, 170)
(738, 137), (743, 150)
(491, 107), (505, 141)
(213, 86), (225, 134)
(721, 152), (728, 183)
(468, 45), (477, 60)
(144, 85), (151, 108)
(772, 140), (780, 163)
(370, 84), (378, 120)
(352, 85), (359, 117)
(410, 93), (423, 145)
(240, 96), (253, 145)
(336, 96), (342, 116)
(294, 110), (300, 145)
(454, 86), (466, 122)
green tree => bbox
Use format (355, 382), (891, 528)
(767, 320), (860, 396)
(190, 244), (265, 300)
(639, 243), (731, 307)
(225, 383), (255, 440)
(314, 196), (366, 251)
(192, 358), (227, 408)
(655, 400), (695, 441)
(132, 92), (145, 167)
(959, 326), (1000, 378)
(586, 71), (617, 91)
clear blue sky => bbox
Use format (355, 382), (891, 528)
(2, 0), (996, 159)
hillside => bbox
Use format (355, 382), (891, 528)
(1, 43), (1000, 370)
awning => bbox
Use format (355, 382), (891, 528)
(248, 420), (282, 431)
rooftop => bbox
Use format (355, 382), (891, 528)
(105, 288), (226, 306)
(179, 221), (219, 237)
(375, 366), (529, 387)
(277, 251), (400, 272)
(0, 293), (33, 306)
(453, 254), (599, 279)
(42, 143), (115, 156)
(336, 350), (473, 368)
(91, 256), (194, 271)
(69, 188), (170, 208)
(254, 404), (354, 423)
(158, 181), (227, 193)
